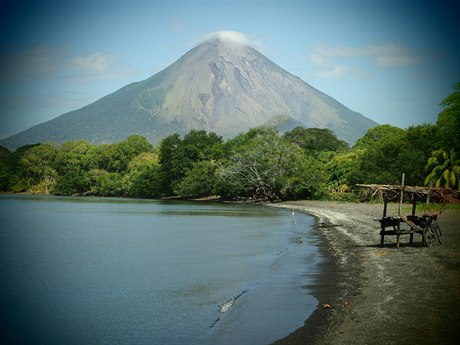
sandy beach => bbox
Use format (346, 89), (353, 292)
(270, 201), (460, 345)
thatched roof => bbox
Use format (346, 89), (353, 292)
(357, 184), (460, 204)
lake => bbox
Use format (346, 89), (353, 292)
(0, 195), (323, 345)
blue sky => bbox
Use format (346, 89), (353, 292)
(1, 0), (459, 139)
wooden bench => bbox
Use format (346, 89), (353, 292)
(375, 215), (425, 248)
(376, 217), (413, 247)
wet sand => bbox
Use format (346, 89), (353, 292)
(270, 201), (460, 345)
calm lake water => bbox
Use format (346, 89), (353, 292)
(0, 195), (323, 345)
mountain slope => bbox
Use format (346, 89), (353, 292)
(0, 37), (376, 150)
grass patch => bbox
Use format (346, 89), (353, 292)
(401, 203), (460, 214)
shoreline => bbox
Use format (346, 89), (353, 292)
(269, 200), (460, 345)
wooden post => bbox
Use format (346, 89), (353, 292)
(396, 173), (405, 248)
(398, 173), (405, 217)
(381, 199), (388, 246)
(425, 185), (431, 215)
(410, 200), (416, 244)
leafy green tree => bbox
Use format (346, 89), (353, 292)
(7, 145), (37, 192)
(284, 154), (326, 200)
(55, 141), (94, 175)
(127, 152), (159, 172)
(86, 136), (153, 173)
(436, 82), (460, 153)
(89, 170), (126, 196)
(159, 130), (223, 194)
(323, 150), (364, 196)
(181, 130), (223, 161)
(425, 149), (460, 190)
(353, 124), (405, 150)
(129, 166), (163, 198)
(220, 128), (269, 156)
(174, 160), (217, 197)
(18, 143), (58, 192)
(400, 124), (437, 185)
(216, 128), (324, 201)
(0, 146), (14, 191)
(125, 152), (161, 197)
(109, 135), (153, 172)
(52, 141), (94, 195)
(351, 124), (438, 188)
(348, 125), (409, 185)
(158, 133), (183, 194)
(52, 170), (91, 196)
(283, 127), (349, 155)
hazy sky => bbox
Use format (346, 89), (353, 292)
(1, 0), (459, 138)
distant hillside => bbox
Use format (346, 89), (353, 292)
(0, 36), (377, 150)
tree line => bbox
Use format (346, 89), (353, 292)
(1, 82), (459, 201)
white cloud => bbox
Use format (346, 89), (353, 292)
(170, 19), (184, 31)
(312, 43), (421, 67)
(202, 31), (262, 49)
(309, 53), (330, 68)
(0, 45), (133, 83)
(0, 45), (66, 81)
(374, 53), (420, 67)
(72, 52), (114, 73)
(317, 65), (354, 79)
(309, 43), (422, 79)
(69, 52), (133, 82)
(205, 31), (250, 44)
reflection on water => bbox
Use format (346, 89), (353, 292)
(0, 195), (322, 345)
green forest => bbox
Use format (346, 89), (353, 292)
(1, 83), (459, 201)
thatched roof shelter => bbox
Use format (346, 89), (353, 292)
(357, 184), (460, 204)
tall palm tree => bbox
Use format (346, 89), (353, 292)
(425, 149), (460, 190)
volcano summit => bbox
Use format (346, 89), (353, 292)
(1, 33), (376, 150)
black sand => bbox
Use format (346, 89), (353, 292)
(270, 201), (460, 345)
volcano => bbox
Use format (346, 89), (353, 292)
(1, 33), (376, 150)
